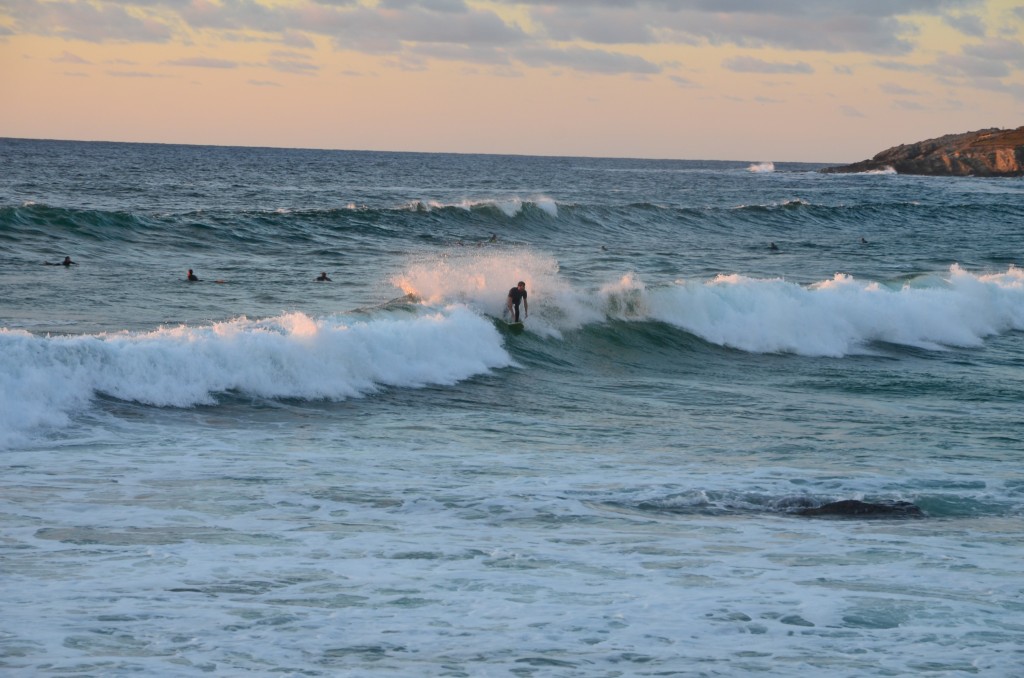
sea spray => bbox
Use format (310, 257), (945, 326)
(391, 247), (584, 332)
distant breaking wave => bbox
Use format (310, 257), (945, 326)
(747, 162), (775, 173)
(397, 197), (559, 218)
(396, 249), (1024, 356)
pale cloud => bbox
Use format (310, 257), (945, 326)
(880, 82), (920, 95)
(180, 0), (288, 32)
(840, 105), (865, 117)
(963, 38), (1024, 63)
(1, 0), (1017, 87)
(164, 56), (239, 68)
(723, 56), (813, 74)
(669, 74), (698, 88)
(892, 99), (926, 110)
(106, 70), (167, 77)
(522, 0), (975, 54)
(7, 0), (172, 42)
(378, 0), (468, 11)
(932, 51), (1011, 78)
(53, 49), (90, 63)
(248, 79), (283, 86)
(270, 49), (310, 59)
(281, 29), (315, 49)
(529, 7), (656, 44)
(942, 13), (985, 36)
(516, 45), (661, 74)
(1, 0), (997, 66)
(321, 4), (527, 52)
(268, 57), (319, 73)
(410, 43), (510, 65)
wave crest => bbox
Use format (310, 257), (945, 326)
(0, 308), (511, 448)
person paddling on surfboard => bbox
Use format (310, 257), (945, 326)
(44, 256), (77, 266)
(506, 281), (528, 323)
(187, 269), (200, 282)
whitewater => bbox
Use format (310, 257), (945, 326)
(1, 138), (1023, 676)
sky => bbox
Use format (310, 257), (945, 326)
(1, 0), (1023, 162)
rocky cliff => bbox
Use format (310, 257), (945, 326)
(822, 126), (1024, 177)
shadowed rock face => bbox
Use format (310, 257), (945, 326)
(822, 127), (1024, 177)
(795, 500), (923, 519)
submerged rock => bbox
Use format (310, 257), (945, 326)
(821, 127), (1024, 177)
(795, 499), (923, 519)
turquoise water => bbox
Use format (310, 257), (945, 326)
(2, 138), (1023, 675)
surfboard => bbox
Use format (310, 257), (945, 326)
(502, 320), (525, 332)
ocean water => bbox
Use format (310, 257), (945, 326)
(2, 138), (1023, 676)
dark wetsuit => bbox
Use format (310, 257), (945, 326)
(507, 286), (527, 322)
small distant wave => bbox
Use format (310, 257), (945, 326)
(732, 198), (810, 211)
(401, 197), (559, 219)
(747, 162), (775, 173)
(0, 203), (155, 238)
(0, 307), (511, 449)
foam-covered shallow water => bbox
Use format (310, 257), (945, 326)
(2, 139), (1023, 675)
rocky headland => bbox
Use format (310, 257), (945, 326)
(822, 126), (1024, 177)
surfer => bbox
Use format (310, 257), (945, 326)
(187, 269), (200, 282)
(769, 242), (779, 251)
(316, 272), (332, 282)
(506, 281), (528, 323)
(45, 256), (77, 266)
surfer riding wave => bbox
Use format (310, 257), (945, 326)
(506, 281), (528, 323)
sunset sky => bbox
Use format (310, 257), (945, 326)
(2, 0), (1022, 161)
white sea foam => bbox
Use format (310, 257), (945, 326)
(748, 161), (775, 173)
(649, 264), (1024, 356)
(0, 308), (511, 449)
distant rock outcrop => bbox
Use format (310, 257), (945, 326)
(822, 127), (1024, 177)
